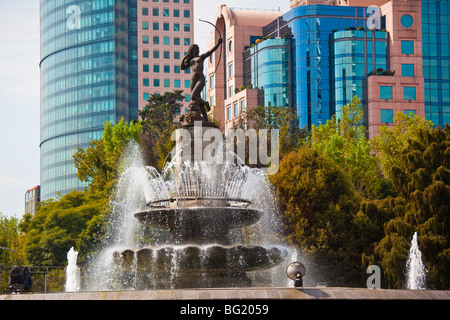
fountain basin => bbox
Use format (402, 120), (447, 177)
(134, 207), (263, 244)
(113, 245), (288, 273)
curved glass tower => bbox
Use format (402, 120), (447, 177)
(331, 30), (388, 119)
(40, 0), (138, 201)
(244, 38), (292, 108)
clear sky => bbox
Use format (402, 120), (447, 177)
(0, 0), (290, 218)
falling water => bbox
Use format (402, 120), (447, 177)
(406, 232), (426, 290)
(83, 141), (292, 290)
(65, 247), (80, 292)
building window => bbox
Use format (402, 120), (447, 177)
(234, 103), (239, 117)
(184, 24), (190, 32)
(143, 93), (149, 101)
(380, 85), (393, 100)
(153, 64), (160, 73)
(210, 95), (215, 106)
(174, 79), (181, 88)
(164, 79), (170, 87)
(174, 51), (180, 59)
(163, 51), (170, 59)
(229, 40), (233, 52)
(174, 37), (180, 46)
(185, 80), (190, 88)
(380, 109), (393, 123)
(163, 37), (170, 45)
(403, 87), (416, 100)
(143, 64), (149, 72)
(163, 23), (170, 31)
(174, 66), (180, 73)
(142, 22), (149, 30)
(227, 106), (231, 120)
(164, 65), (170, 73)
(240, 100), (245, 113)
(143, 78), (150, 86)
(400, 14), (413, 28)
(185, 94), (191, 102)
(229, 85), (234, 98)
(401, 41), (414, 55)
(229, 63), (234, 78)
(184, 10), (190, 18)
(163, 8), (169, 17)
(174, 23), (180, 31)
(153, 22), (159, 30)
(184, 0), (190, 3)
(142, 8), (149, 15)
(173, 9), (180, 17)
(153, 50), (160, 58)
(402, 64), (414, 77)
(143, 50), (149, 58)
(404, 109), (416, 116)
(154, 79), (160, 87)
(153, 8), (159, 16)
(210, 74), (214, 88)
(153, 36), (159, 44)
(143, 36), (149, 44)
(184, 38), (191, 46)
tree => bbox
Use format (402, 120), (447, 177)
(20, 190), (110, 266)
(243, 104), (308, 159)
(0, 213), (27, 266)
(73, 117), (142, 192)
(367, 125), (450, 289)
(311, 96), (385, 199)
(371, 112), (434, 180)
(270, 146), (370, 286)
(139, 90), (184, 170)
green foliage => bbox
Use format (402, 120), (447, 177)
(139, 90), (184, 169)
(244, 104), (308, 159)
(311, 96), (385, 199)
(0, 213), (27, 266)
(73, 117), (142, 192)
(20, 190), (109, 266)
(371, 112), (434, 180)
(270, 146), (372, 286)
(367, 124), (450, 289)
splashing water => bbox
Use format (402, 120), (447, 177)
(83, 142), (292, 290)
(406, 232), (426, 290)
(65, 247), (80, 292)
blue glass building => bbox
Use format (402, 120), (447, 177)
(243, 38), (292, 108)
(422, 0), (450, 127)
(330, 29), (388, 120)
(262, 5), (385, 129)
(40, 0), (138, 200)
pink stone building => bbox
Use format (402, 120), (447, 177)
(137, 0), (194, 115)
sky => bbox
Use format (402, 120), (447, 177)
(0, 0), (290, 218)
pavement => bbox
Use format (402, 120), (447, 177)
(1, 287), (449, 300)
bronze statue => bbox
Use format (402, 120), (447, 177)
(181, 38), (223, 124)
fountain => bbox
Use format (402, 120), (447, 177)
(65, 247), (80, 292)
(406, 232), (426, 290)
(107, 36), (288, 289)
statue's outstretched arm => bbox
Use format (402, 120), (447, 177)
(201, 38), (223, 60)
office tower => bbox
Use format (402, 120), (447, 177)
(40, 0), (193, 201)
(207, 0), (447, 139)
(137, 0), (194, 112)
(25, 186), (40, 217)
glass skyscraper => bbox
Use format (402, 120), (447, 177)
(40, 0), (138, 201)
(422, 0), (450, 127)
(208, 1), (444, 139)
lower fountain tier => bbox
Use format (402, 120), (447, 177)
(113, 245), (288, 274)
(134, 207), (263, 244)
